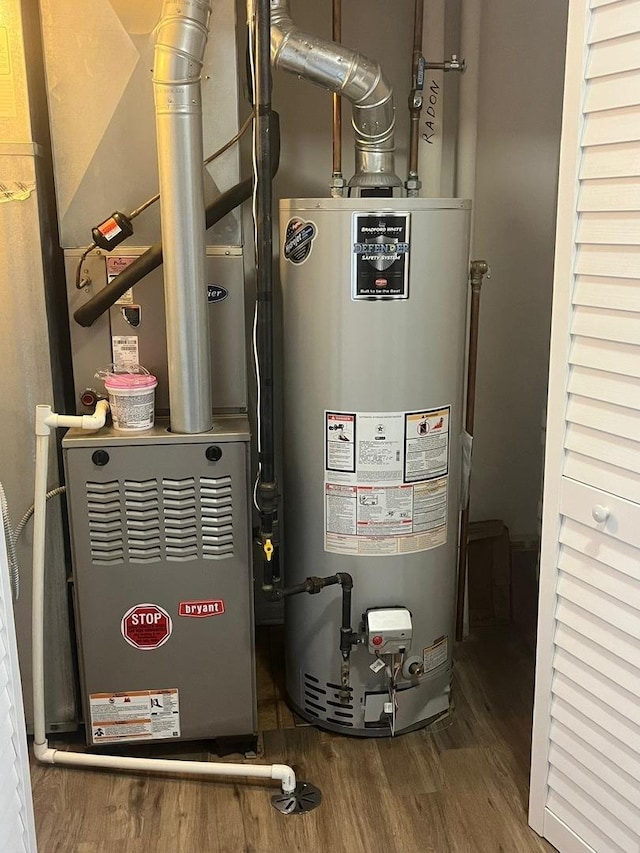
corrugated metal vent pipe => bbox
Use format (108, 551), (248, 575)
(153, 0), (213, 434)
(270, 0), (401, 190)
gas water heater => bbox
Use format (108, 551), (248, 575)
(280, 198), (471, 735)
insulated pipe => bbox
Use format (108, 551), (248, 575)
(270, 0), (401, 189)
(153, 0), (212, 435)
(253, 0), (280, 585)
(31, 404), (297, 795)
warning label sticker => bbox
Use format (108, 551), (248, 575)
(326, 412), (356, 472)
(106, 255), (136, 305)
(89, 688), (180, 744)
(423, 636), (449, 674)
(324, 407), (450, 556)
(404, 408), (450, 482)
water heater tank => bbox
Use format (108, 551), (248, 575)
(280, 198), (471, 736)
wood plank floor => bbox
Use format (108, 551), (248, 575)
(31, 626), (554, 853)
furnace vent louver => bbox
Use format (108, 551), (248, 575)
(86, 474), (233, 564)
(86, 481), (124, 564)
(163, 478), (198, 562)
(200, 476), (234, 559)
(125, 479), (161, 563)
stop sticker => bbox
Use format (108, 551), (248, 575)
(121, 603), (172, 650)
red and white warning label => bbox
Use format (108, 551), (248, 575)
(121, 603), (172, 650)
(89, 688), (180, 744)
(324, 407), (450, 556)
(99, 216), (122, 242)
(423, 636), (449, 673)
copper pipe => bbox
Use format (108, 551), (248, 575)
(455, 260), (489, 642)
(408, 0), (424, 179)
(332, 0), (342, 177)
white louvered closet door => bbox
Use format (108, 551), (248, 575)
(529, 1), (640, 852)
(0, 523), (37, 852)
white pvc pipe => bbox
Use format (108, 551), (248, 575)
(31, 403), (296, 795)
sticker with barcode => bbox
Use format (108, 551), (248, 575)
(112, 335), (139, 368)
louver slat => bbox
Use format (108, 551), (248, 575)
(201, 477), (234, 559)
(162, 478), (197, 562)
(86, 481), (124, 564)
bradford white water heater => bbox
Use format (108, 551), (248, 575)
(280, 198), (471, 736)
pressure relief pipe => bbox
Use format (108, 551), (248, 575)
(270, 0), (401, 191)
(153, 0), (212, 435)
(31, 404), (298, 797)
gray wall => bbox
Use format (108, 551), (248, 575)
(470, 0), (569, 538)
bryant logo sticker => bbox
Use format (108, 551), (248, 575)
(284, 218), (317, 265)
(178, 599), (225, 617)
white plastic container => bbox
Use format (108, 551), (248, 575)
(103, 372), (158, 432)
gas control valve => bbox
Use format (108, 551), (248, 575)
(365, 607), (412, 655)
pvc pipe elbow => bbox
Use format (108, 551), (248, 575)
(271, 763), (296, 794)
(80, 399), (110, 431)
(33, 742), (56, 764)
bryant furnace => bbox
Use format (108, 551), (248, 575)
(63, 419), (256, 745)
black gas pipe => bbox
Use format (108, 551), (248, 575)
(253, 0), (280, 590)
(273, 573), (357, 699)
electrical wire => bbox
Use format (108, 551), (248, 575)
(75, 243), (97, 290)
(0, 482), (67, 601)
(15, 486), (67, 542)
(74, 114), (254, 293)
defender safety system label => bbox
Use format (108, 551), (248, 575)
(89, 688), (180, 744)
(324, 407), (450, 556)
(352, 212), (410, 300)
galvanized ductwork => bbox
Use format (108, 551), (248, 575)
(270, 0), (401, 190)
(153, 0), (213, 434)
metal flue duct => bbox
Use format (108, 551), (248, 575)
(153, 0), (213, 434)
(270, 0), (401, 190)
